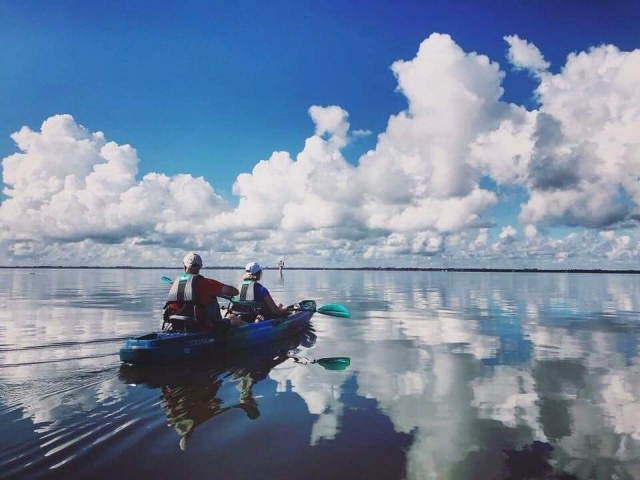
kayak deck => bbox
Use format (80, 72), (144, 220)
(120, 301), (315, 365)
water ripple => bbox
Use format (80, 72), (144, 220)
(0, 336), (133, 353)
(2, 269), (640, 479)
(0, 395), (162, 479)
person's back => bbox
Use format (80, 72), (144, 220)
(164, 252), (242, 330)
(236, 262), (289, 322)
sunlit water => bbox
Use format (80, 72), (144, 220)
(1, 269), (639, 479)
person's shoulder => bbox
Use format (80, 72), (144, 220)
(204, 275), (223, 282)
(199, 275), (224, 288)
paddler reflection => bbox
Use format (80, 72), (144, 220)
(162, 370), (260, 450)
(120, 327), (316, 450)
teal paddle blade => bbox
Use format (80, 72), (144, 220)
(315, 357), (351, 371)
(316, 304), (351, 318)
(161, 276), (172, 284)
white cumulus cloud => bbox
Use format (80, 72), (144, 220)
(519, 45), (640, 229)
(0, 114), (229, 248)
(504, 34), (550, 74)
(1, 33), (640, 267)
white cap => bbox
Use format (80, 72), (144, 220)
(245, 262), (262, 275)
(183, 252), (203, 268)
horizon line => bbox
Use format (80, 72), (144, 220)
(2, 266), (639, 274)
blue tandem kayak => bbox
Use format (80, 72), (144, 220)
(119, 300), (316, 365)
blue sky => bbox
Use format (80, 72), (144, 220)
(3, 0), (637, 188)
(1, 0), (639, 267)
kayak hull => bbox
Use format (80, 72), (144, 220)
(119, 327), (318, 387)
(120, 302), (315, 365)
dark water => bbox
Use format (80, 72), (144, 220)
(1, 269), (639, 479)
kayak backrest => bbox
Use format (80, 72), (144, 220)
(230, 299), (263, 310)
(166, 314), (201, 332)
(228, 299), (265, 323)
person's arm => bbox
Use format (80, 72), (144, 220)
(202, 278), (239, 298)
(220, 284), (239, 298)
(262, 293), (289, 317)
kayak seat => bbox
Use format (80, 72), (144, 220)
(166, 314), (201, 332)
(228, 299), (265, 323)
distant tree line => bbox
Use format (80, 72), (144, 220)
(2, 266), (639, 274)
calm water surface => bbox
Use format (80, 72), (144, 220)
(1, 269), (639, 479)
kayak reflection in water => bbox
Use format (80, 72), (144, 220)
(120, 327), (317, 450)
(162, 370), (260, 451)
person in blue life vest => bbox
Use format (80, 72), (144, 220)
(165, 252), (247, 329)
(236, 262), (289, 322)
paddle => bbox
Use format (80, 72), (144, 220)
(287, 301), (351, 318)
(287, 352), (351, 371)
(316, 303), (350, 318)
(315, 357), (351, 371)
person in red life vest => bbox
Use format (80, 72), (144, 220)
(165, 252), (246, 330)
